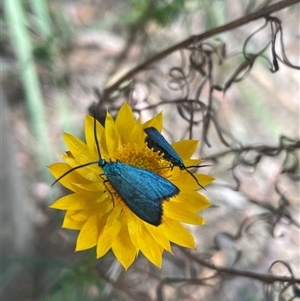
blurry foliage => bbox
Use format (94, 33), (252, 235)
(121, 0), (186, 26)
(43, 259), (103, 301)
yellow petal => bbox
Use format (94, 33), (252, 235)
(144, 223), (172, 253)
(97, 207), (122, 258)
(164, 201), (205, 225)
(105, 112), (119, 155)
(172, 171), (214, 191)
(161, 218), (195, 248)
(48, 163), (84, 192)
(112, 216), (137, 270)
(128, 118), (143, 145)
(73, 181), (105, 192)
(171, 169), (200, 191)
(175, 191), (211, 212)
(63, 132), (96, 163)
(72, 201), (112, 222)
(183, 158), (203, 167)
(194, 174), (215, 187)
(50, 193), (89, 210)
(76, 215), (101, 251)
(143, 112), (163, 132)
(85, 115), (105, 156)
(62, 155), (100, 183)
(126, 212), (142, 249)
(138, 224), (164, 268)
(172, 140), (199, 160)
(62, 211), (85, 230)
(115, 103), (136, 144)
(126, 213), (163, 267)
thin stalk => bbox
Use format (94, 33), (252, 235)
(4, 0), (52, 179)
(29, 0), (72, 133)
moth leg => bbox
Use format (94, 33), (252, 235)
(100, 173), (116, 206)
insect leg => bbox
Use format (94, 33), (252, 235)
(100, 173), (116, 206)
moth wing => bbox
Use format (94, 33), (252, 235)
(106, 163), (179, 226)
(144, 127), (183, 165)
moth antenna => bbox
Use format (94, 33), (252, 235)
(93, 108), (102, 159)
(185, 164), (212, 190)
(51, 160), (99, 186)
(186, 164), (212, 169)
(185, 168), (206, 190)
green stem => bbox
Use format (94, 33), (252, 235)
(4, 0), (52, 178)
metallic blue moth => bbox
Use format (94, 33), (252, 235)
(52, 118), (180, 226)
(144, 126), (205, 189)
(100, 159), (179, 226)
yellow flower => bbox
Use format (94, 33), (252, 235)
(49, 103), (214, 269)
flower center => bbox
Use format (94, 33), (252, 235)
(114, 143), (171, 176)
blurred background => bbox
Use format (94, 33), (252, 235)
(1, 0), (299, 300)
